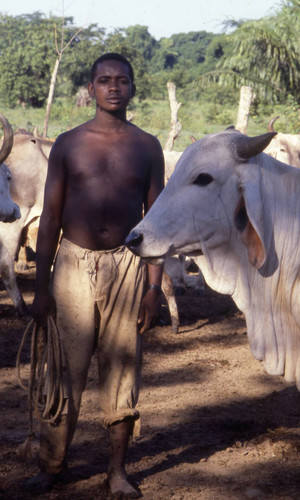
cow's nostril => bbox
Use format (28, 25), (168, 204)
(125, 231), (143, 248)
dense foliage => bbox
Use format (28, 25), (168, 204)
(0, 12), (213, 105)
(0, 1), (299, 134)
(217, 0), (300, 105)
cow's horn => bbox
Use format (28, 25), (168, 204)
(33, 126), (39, 138)
(268, 116), (280, 133)
(0, 113), (14, 164)
(236, 132), (277, 160)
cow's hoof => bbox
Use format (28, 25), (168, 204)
(170, 320), (179, 334)
(158, 318), (168, 326)
(16, 262), (29, 271)
(21, 472), (59, 494)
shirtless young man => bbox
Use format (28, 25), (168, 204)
(25, 53), (164, 498)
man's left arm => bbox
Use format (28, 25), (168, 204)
(138, 136), (165, 333)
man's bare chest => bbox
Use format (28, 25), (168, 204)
(66, 142), (149, 191)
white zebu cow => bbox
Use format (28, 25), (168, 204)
(264, 116), (300, 168)
(0, 114), (21, 223)
(163, 150), (182, 183)
(0, 124), (52, 315)
(126, 128), (300, 389)
(0, 164), (18, 222)
(162, 253), (205, 333)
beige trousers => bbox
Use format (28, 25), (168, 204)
(40, 237), (145, 474)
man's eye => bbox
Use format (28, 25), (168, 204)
(193, 173), (214, 186)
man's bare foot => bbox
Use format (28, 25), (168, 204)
(22, 471), (61, 494)
(107, 468), (142, 499)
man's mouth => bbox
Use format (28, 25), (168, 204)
(107, 96), (122, 103)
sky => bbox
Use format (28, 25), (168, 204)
(2, 0), (279, 39)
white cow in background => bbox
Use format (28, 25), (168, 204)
(264, 116), (300, 167)
(0, 114), (21, 223)
(126, 128), (300, 389)
(0, 121), (52, 315)
(0, 165), (20, 223)
(163, 150), (182, 182)
(162, 253), (205, 333)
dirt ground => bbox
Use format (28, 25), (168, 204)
(1, 265), (300, 500)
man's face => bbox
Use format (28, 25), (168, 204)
(88, 60), (135, 113)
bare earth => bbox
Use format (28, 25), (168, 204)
(1, 265), (300, 500)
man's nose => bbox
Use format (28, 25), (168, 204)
(109, 80), (119, 92)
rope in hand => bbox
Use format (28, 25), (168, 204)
(16, 316), (65, 459)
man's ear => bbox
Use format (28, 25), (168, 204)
(87, 82), (94, 97)
(131, 84), (136, 99)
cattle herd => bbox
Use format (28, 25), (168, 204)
(1, 112), (300, 387)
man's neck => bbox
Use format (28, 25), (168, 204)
(93, 106), (128, 130)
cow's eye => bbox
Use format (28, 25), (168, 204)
(193, 173), (213, 186)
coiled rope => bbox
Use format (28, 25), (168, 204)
(16, 316), (65, 459)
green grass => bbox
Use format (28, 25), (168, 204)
(1, 95), (298, 151)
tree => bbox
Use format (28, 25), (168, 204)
(104, 28), (151, 100)
(0, 13), (58, 107)
(150, 38), (179, 72)
(170, 31), (215, 67)
(217, 1), (300, 103)
(65, 24), (106, 93)
(124, 25), (157, 61)
(42, 12), (83, 137)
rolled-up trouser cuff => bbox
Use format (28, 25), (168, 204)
(101, 409), (141, 438)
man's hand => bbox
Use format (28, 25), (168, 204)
(30, 290), (56, 329)
(138, 289), (161, 333)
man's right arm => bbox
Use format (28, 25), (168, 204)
(31, 136), (66, 326)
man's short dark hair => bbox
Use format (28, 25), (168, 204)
(90, 53), (135, 84)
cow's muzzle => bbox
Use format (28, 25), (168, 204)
(0, 204), (21, 223)
(125, 230), (143, 255)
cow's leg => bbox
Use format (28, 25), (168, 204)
(161, 270), (179, 334)
(0, 244), (28, 315)
(16, 245), (28, 271)
(184, 258), (205, 297)
(16, 224), (30, 271)
(175, 254), (187, 295)
(164, 255), (186, 296)
(16, 219), (39, 271)
(193, 269), (205, 297)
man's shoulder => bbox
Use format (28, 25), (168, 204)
(58, 122), (91, 140)
(49, 124), (90, 161)
(53, 122), (91, 149)
(129, 123), (162, 148)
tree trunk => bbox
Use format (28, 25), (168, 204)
(235, 86), (253, 134)
(43, 57), (61, 138)
(164, 82), (182, 152)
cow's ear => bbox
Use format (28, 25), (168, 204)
(234, 165), (267, 268)
(234, 194), (266, 268)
